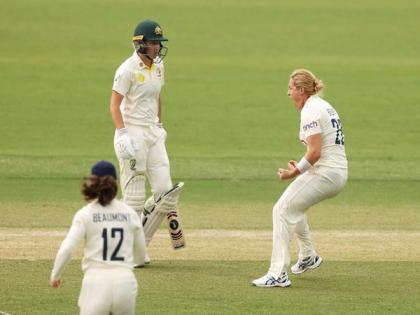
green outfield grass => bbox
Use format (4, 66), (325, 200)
(1, 260), (419, 315)
(1, 0), (420, 314)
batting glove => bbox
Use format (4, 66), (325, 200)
(114, 128), (137, 159)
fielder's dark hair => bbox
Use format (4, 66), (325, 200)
(81, 175), (118, 206)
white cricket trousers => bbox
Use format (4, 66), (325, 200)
(78, 267), (138, 315)
(116, 124), (173, 199)
(268, 166), (348, 278)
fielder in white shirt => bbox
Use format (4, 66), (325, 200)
(110, 20), (182, 260)
(253, 69), (348, 288)
(50, 161), (146, 314)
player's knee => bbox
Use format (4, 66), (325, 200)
(123, 175), (146, 212)
(273, 202), (297, 226)
(273, 200), (289, 217)
(149, 166), (172, 196)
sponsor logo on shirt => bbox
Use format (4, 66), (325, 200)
(303, 121), (318, 131)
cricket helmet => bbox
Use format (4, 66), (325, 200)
(132, 20), (168, 61)
(132, 19), (168, 42)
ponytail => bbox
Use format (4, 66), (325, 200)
(290, 69), (324, 96)
(82, 175), (118, 206)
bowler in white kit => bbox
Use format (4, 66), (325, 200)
(50, 161), (146, 314)
(253, 69), (348, 288)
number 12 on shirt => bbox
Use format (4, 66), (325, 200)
(102, 228), (125, 261)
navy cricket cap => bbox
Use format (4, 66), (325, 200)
(91, 160), (117, 179)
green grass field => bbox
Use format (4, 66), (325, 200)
(1, 0), (420, 314)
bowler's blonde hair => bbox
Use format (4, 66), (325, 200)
(290, 69), (324, 96)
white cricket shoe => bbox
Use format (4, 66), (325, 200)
(291, 255), (323, 275)
(252, 272), (291, 288)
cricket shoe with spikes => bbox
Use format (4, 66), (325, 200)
(291, 255), (323, 275)
(252, 272), (291, 288)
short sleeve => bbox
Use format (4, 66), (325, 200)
(301, 107), (322, 138)
(112, 66), (132, 96)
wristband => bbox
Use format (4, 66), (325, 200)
(296, 157), (312, 174)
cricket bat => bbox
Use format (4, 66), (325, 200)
(166, 210), (186, 250)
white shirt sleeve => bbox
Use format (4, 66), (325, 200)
(112, 66), (132, 96)
(50, 212), (86, 281)
(301, 106), (322, 138)
(132, 213), (146, 266)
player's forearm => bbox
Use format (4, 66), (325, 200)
(50, 245), (73, 281)
(304, 149), (321, 165)
(50, 239), (79, 280)
(303, 133), (322, 165)
(50, 219), (84, 281)
(278, 149), (320, 180)
(110, 103), (125, 129)
(110, 91), (125, 129)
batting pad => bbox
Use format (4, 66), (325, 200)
(142, 182), (184, 246)
(123, 174), (146, 216)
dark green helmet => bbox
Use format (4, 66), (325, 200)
(132, 20), (168, 42)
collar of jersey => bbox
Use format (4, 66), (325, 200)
(132, 51), (156, 71)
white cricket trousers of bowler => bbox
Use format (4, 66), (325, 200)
(268, 166), (348, 278)
(78, 267), (137, 315)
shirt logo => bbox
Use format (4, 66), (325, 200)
(327, 108), (337, 116)
(137, 74), (145, 83)
(303, 121), (318, 131)
(129, 159), (136, 170)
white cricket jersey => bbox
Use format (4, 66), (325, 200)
(51, 199), (146, 281)
(299, 95), (348, 169)
(112, 51), (164, 126)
